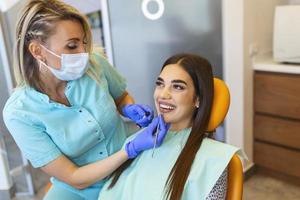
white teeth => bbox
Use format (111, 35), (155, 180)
(159, 103), (175, 110)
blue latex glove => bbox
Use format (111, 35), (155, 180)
(122, 104), (154, 127)
(125, 115), (169, 158)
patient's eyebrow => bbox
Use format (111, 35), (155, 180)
(157, 77), (187, 85)
(171, 80), (187, 85)
(157, 77), (164, 82)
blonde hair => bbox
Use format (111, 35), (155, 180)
(15, 0), (99, 90)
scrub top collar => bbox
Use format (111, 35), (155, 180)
(26, 80), (75, 107)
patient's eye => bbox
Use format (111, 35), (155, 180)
(173, 84), (185, 90)
(155, 80), (164, 88)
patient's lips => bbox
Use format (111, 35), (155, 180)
(158, 101), (176, 114)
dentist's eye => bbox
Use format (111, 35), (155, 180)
(67, 43), (78, 49)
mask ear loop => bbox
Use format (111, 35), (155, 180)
(39, 44), (61, 71)
(40, 44), (61, 58)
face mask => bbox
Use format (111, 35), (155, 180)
(39, 44), (89, 81)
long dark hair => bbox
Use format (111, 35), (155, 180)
(109, 53), (214, 200)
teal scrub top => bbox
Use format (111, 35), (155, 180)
(98, 128), (245, 200)
(3, 51), (131, 199)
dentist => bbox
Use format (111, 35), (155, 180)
(2, 0), (169, 199)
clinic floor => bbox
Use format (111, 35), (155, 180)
(11, 171), (300, 200)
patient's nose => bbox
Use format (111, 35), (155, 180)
(160, 87), (171, 99)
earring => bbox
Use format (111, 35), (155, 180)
(195, 98), (200, 108)
(38, 61), (42, 71)
(38, 59), (45, 71)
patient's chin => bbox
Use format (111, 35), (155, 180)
(165, 119), (172, 124)
(162, 116), (172, 124)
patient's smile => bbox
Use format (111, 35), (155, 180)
(158, 101), (176, 113)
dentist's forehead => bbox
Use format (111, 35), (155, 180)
(50, 20), (85, 41)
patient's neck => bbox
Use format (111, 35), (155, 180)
(169, 121), (193, 132)
(165, 114), (193, 132)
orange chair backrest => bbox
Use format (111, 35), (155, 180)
(207, 78), (230, 131)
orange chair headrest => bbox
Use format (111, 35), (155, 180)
(206, 78), (230, 132)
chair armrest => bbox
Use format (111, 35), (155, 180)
(226, 154), (243, 200)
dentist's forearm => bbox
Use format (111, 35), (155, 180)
(70, 149), (128, 189)
(41, 149), (129, 189)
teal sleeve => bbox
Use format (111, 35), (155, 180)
(92, 51), (127, 99)
(3, 113), (62, 168)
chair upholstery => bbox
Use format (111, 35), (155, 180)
(226, 154), (243, 200)
(207, 78), (230, 132)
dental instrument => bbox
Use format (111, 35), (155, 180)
(152, 114), (162, 157)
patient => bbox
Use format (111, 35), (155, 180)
(98, 53), (244, 200)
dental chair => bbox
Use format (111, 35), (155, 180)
(207, 78), (243, 200)
(45, 78), (243, 199)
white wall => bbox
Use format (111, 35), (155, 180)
(289, 0), (300, 4)
(63, 0), (101, 14)
(0, 0), (20, 12)
(223, 0), (250, 168)
(0, 12), (14, 193)
(0, 139), (12, 190)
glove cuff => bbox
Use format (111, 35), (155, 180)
(125, 141), (139, 159)
(121, 105), (129, 118)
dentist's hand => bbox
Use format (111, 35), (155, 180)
(122, 104), (154, 127)
(125, 115), (169, 158)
